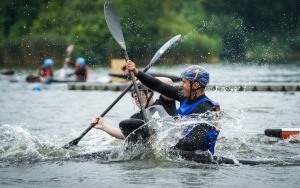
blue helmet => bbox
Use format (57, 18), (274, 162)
(43, 59), (54, 67)
(76, 57), (86, 66)
(180, 65), (209, 87)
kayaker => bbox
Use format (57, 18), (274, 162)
(91, 77), (176, 139)
(125, 60), (220, 154)
(38, 58), (54, 84)
(65, 57), (89, 82)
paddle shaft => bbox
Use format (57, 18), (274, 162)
(123, 50), (149, 122)
(62, 45), (74, 71)
(66, 45), (74, 57)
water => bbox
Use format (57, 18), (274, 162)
(1, 62), (300, 187)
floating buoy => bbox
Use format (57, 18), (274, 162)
(265, 128), (300, 139)
(32, 85), (42, 91)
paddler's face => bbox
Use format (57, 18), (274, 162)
(132, 91), (148, 109)
(179, 78), (192, 97)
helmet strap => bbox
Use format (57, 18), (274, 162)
(189, 81), (201, 102)
(145, 90), (154, 108)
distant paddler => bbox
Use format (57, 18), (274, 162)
(37, 58), (54, 84)
(65, 57), (89, 82)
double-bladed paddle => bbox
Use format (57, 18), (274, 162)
(62, 4), (181, 149)
(59, 45), (74, 78)
(104, 2), (148, 122)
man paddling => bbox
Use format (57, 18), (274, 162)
(125, 60), (220, 154)
(91, 77), (176, 139)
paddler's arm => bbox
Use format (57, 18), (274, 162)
(155, 77), (175, 101)
(173, 125), (205, 151)
(126, 60), (180, 101)
(92, 117), (125, 140)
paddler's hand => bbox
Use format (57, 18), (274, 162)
(39, 77), (46, 83)
(125, 60), (139, 76)
(92, 117), (104, 130)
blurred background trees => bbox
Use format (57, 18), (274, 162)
(0, 0), (299, 67)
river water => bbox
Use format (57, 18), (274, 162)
(1, 61), (300, 187)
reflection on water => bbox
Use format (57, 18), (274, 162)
(1, 63), (300, 187)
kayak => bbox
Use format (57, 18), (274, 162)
(70, 149), (116, 161)
(265, 128), (300, 139)
(71, 106), (300, 165)
(26, 74), (80, 83)
(166, 148), (300, 165)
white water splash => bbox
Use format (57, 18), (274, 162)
(0, 124), (53, 159)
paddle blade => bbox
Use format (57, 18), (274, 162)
(150, 35), (181, 64)
(62, 138), (80, 149)
(146, 105), (170, 120)
(104, 2), (126, 51)
(144, 35), (181, 72)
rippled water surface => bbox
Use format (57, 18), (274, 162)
(1, 62), (300, 187)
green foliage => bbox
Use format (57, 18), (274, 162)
(0, 34), (69, 66)
(1, 0), (299, 66)
(203, 0), (300, 60)
(30, 0), (114, 65)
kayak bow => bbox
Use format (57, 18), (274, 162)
(265, 128), (300, 139)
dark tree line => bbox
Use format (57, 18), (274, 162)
(1, 0), (299, 67)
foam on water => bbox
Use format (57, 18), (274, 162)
(0, 123), (61, 161)
(0, 123), (124, 163)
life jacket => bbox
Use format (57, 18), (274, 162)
(39, 67), (53, 77)
(175, 96), (220, 116)
(176, 96), (220, 154)
(75, 66), (88, 81)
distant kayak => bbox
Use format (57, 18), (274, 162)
(265, 128), (300, 139)
(26, 74), (82, 83)
(0, 70), (15, 75)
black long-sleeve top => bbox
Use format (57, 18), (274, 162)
(135, 71), (216, 114)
